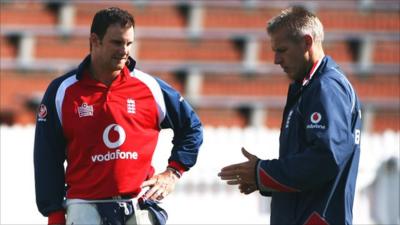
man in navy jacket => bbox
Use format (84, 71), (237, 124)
(219, 6), (362, 225)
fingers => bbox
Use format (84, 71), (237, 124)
(221, 174), (243, 185)
(142, 180), (167, 201)
(218, 160), (249, 178)
(219, 162), (246, 173)
(141, 178), (157, 188)
(241, 147), (257, 160)
(141, 170), (178, 201)
(239, 184), (257, 195)
(218, 174), (238, 181)
(242, 187), (256, 195)
(219, 147), (257, 176)
(227, 179), (241, 185)
(218, 169), (240, 179)
(218, 147), (259, 192)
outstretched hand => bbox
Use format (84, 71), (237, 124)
(141, 169), (179, 201)
(218, 147), (259, 194)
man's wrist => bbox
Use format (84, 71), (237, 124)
(166, 166), (182, 179)
(167, 161), (187, 175)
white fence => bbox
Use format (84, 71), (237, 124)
(1, 125), (399, 224)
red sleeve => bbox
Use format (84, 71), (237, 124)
(168, 161), (187, 174)
(48, 210), (65, 225)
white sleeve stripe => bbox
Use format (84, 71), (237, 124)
(331, 67), (356, 113)
(55, 75), (78, 125)
(130, 69), (166, 125)
(349, 83), (356, 113)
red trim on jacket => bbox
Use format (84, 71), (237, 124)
(303, 211), (329, 225)
(259, 168), (299, 192)
(302, 58), (323, 86)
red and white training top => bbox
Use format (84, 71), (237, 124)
(34, 56), (203, 216)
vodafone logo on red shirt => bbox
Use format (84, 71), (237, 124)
(102, 124), (126, 148)
(91, 123), (138, 163)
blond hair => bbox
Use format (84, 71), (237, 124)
(267, 6), (324, 44)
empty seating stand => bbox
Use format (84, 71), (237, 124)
(0, 0), (398, 132)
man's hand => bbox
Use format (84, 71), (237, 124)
(218, 147), (259, 194)
(141, 169), (179, 201)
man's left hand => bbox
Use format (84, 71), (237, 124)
(218, 147), (259, 194)
(141, 169), (179, 201)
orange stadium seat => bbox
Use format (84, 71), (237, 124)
(74, 3), (185, 28)
(349, 75), (400, 98)
(152, 72), (184, 94)
(0, 2), (57, 26)
(323, 41), (354, 62)
(204, 7), (281, 29)
(35, 36), (88, 59)
(137, 39), (241, 61)
(0, 70), (55, 112)
(372, 110), (400, 132)
(204, 6), (399, 31)
(201, 74), (289, 96)
(0, 36), (17, 58)
(196, 108), (247, 127)
(265, 108), (284, 128)
(373, 41), (400, 63)
(318, 9), (400, 31)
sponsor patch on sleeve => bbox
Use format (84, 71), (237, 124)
(37, 104), (47, 122)
(306, 112), (325, 129)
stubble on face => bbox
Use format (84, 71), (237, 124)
(99, 24), (134, 73)
(270, 28), (308, 82)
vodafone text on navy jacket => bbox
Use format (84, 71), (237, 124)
(34, 56), (203, 216)
(255, 56), (362, 225)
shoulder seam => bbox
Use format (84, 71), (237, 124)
(130, 69), (166, 125)
(55, 74), (78, 125)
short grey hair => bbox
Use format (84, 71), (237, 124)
(267, 6), (324, 43)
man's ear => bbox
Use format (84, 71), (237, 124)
(90, 33), (100, 48)
(304, 34), (313, 51)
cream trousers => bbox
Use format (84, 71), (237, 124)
(66, 201), (155, 225)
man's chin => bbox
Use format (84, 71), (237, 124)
(288, 74), (296, 80)
(284, 72), (295, 80)
(113, 62), (126, 70)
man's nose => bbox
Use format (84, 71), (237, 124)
(120, 45), (130, 55)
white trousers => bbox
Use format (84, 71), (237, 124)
(66, 202), (155, 225)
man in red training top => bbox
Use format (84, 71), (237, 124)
(34, 7), (203, 225)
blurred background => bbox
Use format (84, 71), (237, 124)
(0, 0), (399, 224)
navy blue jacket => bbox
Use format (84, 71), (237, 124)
(256, 56), (362, 225)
